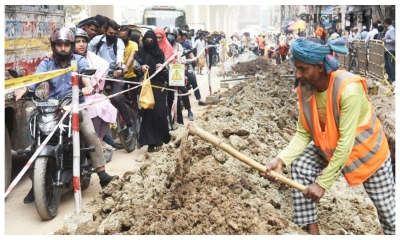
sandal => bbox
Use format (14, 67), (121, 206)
(154, 146), (162, 152)
(148, 145), (161, 152)
(148, 145), (155, 152)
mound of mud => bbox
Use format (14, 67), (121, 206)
(370, 95), (396, 175)
(55, 68), (384, 235)
(231, 57), (295, 77)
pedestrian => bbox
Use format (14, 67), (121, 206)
(193, 32), (206, 74)
(258, 33), (266, 56)
(85, 20), (100, 40)
(15, 28), (118, 203)
(315, 27), (326, 42)
(381, 17), (395, 84)
(119, 26), (140, 109)
(164, 27), (193, 124)
(74, 28), (117, 152)
(361, 25), (369, 40)
(349, 27), (361, 42)
(374, 24), (385, 40)
(88, 20), (135, 142)
(260, 36), (395, 235)
(274, 42), (290, 64)
(365, 21), (379, 47)
(133, 30), (172, 153)
(92, 14), (108, 36)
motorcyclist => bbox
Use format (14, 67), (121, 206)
(14, 27), (118, 203)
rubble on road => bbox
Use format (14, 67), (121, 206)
(55, 58), (391, 235)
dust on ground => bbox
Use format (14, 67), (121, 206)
(55, 58), (391, 235)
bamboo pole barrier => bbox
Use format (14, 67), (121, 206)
(187, 123), (306, 191)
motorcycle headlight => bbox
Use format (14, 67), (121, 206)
(38, 120), (58, 135)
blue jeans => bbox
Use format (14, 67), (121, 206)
(103, 130), (115, 147)
(384, 51), (395, 82)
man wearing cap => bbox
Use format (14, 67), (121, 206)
(348, 26), (361, 43)
(361, 26), (369, 40)
(260, 36), (395, 235)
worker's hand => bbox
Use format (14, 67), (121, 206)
(82, 86), (94, 96)
(259, 157), (283, 181)
(123, 68), (128, 73)
(381, 37), (386, 42)
(14, 86), (28, 101)
(302, 182), (325, 203)
(113, 69), (122, 78)
(142, 65), (149, 73)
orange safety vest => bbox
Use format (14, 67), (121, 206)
(278, 43), (288, 55)
(297, 70), (389, 186)
(258, 37), (265, 50)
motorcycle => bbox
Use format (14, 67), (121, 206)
(228, 42), (240, 58)
(250, 42), (259, 56)
(13, 68), (98, 220)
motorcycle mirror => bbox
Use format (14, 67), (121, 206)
(8, 68), (24, 78)
(80, 68), (97, 76)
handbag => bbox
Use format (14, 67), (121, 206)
(198, 54), (205, 67)
(139, 71), (155, 109)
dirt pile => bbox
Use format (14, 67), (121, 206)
(55, 59), (384, 235)
(370, 95), (396, 175)
(231, 57), (277, 76)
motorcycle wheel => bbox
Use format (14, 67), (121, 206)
(33, 156), (60, 220)
(80, 171), (92, 190)
(5, 126), (12, 191)
(212, 54), (219, 66)
(118, 107), (137, 153)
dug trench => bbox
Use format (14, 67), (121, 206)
(55, 59), (394, 235)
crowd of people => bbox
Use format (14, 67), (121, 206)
(14, 15), (219, 202)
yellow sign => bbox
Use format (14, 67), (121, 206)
(5, 66), (77, 92)
(172, 70), (183, 80)
(169, 64), (185, 86)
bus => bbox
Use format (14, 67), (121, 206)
(142, 5), (186, 29)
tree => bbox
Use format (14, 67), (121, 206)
(64, 5), (87, 25)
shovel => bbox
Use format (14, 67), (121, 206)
(187, 123), (306, 191)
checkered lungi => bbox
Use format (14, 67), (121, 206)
(291, 143), (396, 235)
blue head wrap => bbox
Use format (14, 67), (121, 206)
(290, 36), (348, 74)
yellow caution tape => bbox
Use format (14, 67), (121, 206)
(381, 43), (396, 61)
(5, 66), (77, 91)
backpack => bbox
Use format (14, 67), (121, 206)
(95, 35), (121, 56)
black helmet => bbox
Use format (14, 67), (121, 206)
(165, 27), (179, 46)
(74, 27), (90, 42)
(49, 27), (75, 61)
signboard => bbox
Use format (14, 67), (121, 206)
(169, 64), (185, 86)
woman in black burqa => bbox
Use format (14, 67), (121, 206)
(134, 30), (172, 152)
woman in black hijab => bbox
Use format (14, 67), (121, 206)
(134, 30), (171, 152)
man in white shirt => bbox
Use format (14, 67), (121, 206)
(279, 33), (287, 44)
(365, 22), (379, 47)
(348, 27), (361, 43)
(193, 32), (206, 74)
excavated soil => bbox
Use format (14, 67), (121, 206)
(55, 59), (390, 235)
(231, 57), (277, 76)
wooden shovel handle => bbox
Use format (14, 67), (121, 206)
(187, 123), (306, 191)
